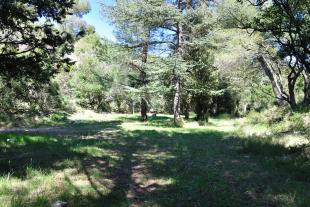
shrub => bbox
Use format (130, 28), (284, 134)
(216, 113), (232, 119)
(198, 120), (206, 126)
(247, 111), (267, 124)
(266, 106), (291, 124)
(288, 113), (306, 131)
(169, 118), (184, 128)
(49, 112), (68, 122)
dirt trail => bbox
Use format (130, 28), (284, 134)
(0, 126), (69, 135)
(0, 124), (108, 136)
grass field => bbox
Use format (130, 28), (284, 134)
(0, 111), (309, 207)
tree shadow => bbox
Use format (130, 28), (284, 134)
(0, 120), (122, 178)
(0, 118), (309, 207)
(115, 129), (309, 207)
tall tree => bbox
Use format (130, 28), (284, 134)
(172, 0), (185, 123)
(102, 0), (176, 120)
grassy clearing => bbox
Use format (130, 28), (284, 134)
(0, 113), (309, 207)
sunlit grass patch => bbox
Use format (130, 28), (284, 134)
(0, 165), (113, 207)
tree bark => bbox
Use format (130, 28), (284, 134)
(173, 77), (181, 121)
(140, 97), (148, 121)
(288, 71), (298, 110)
(140, 30), (150, 121)
(183, 93), (190, 119)
(302, 70), (310, 106)
(257, 55), (285, 106)
(194, 96), (208, 123)
(173, 0), (184, 123)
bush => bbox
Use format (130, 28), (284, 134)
(266, 106), (291, 124)
(216, 113), (232, 119)
(246, 111), (267, 124)
(169, 118), (184, 128)
(198, 120), (206, 126)
(268, 111), (310, 135)
(49, 112), (68, 122)
(288, 113), (306, 130)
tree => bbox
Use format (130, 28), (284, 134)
(61, 0), (95, 39)
(238, 0), (310, 108)
(0, 0), (75, 83)
(69, 34), (114, 111)
(182, 2), (221, 122)
(102, 0), (177, 120)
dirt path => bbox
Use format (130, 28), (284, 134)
(0, 123), (113, 136)
(0, 126), (66, 134)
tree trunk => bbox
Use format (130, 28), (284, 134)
(140, 98), (148, 121)
(184, 109), (189, 120)
(173, 77), (181, 121)
(303, 70), (310, 106)
(288, 71), (298, 110)
(257, 55), (285, 106)
(140, 30), (150, 121)
(173, 0), (183, 123)
(183, 93), (190, 119)
(195, 99), (204, 121)
(195, 96), (208, 125)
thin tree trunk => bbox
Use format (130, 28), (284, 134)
(140, 30), (150, 121)
(302, 70), (310, 105)
(140, 98), (148, 121)
(173, 77), (181, 121)
(183, 93), (190, 119)
(182, 0), (191, 121)
(173, 0), (184, 123)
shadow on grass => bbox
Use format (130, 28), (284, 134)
(0, 120), (122, 178)
(240, 136), (310, 182)
(0, 118), (309, 207)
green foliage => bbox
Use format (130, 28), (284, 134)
(0, 0), (75, 82)
(0, 77), (65, 126)
(68, 35), (113, 111)
(246, 110), (268, 125)
(250, 0), (310, 72)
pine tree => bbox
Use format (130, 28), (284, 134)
(0, 0), (75, 83)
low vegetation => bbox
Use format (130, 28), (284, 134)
(0, 112), (309, 207)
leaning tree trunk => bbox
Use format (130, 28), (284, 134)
(257, 55), (285, 106)
(302, 70), (310, 106)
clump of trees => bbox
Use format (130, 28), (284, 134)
(0, 0), (309, 125)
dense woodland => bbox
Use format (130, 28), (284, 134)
(0, 0), (309, 206)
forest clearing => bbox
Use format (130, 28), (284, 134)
(0, 111), (309, 207)
(0, 0), (309, 206)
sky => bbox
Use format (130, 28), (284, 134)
(83, 0), (116, 41)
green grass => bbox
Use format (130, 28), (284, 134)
(0, 113), (309, 207)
